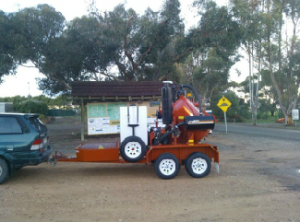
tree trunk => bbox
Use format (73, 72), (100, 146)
(248, 47), (256, 126)
(266, 0), (287, 126)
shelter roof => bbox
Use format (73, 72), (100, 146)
(71, 81), (165, 102)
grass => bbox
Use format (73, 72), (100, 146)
(243, 116), (300, 130)
(244, 116), (279, 124)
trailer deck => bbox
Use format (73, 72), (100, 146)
(51, 142), (219, 169)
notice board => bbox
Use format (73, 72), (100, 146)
(87, 102), (126, 135)
(86, 101), (162, 135)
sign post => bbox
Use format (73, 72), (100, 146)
(217, 96), (232, 134)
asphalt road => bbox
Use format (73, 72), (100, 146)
(214, 123), (300, 142)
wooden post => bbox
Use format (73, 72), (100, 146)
(81, 99), (85, 142)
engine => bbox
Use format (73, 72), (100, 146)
(150, 81), (215, 145)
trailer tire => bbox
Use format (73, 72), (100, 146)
(0, 158), (9, 184)
(154, 153), (180, 179)
(120, 136), (146, 163)
(185, 152), (211, 178)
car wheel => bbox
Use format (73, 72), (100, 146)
(0, 158), (9, 184)
(120, 136), (146, 162)
(154, 153), (180, 179)
(185, 152), (211, 178)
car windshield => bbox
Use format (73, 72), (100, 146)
(28, 117), (47, 133)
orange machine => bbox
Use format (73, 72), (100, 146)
(50, 81), (219, 179)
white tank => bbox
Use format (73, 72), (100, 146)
(120, 106), (148, 145)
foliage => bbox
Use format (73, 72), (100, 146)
(0, 0), (299, 113)
(0, 11), (17, 82)
(211, 90), (249, 121)
(257, 99), (276, 119)
(86, 0), (190, 83)
(0, 1), (196, 95)
(178, 2), (242, 103)
(0, 95), (70, 111)
(230, 0), (300, 125)
(13, 100), (48, 116)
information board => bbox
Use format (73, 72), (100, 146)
(87, 102), (126, 135)
(87, 101), (162, 135)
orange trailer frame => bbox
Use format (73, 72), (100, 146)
(51, 141), (219, 169)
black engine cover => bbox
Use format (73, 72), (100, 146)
(184, 116), (215, 130)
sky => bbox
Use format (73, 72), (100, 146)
(0, 0), (241, 97)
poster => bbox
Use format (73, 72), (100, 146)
(87, 101), (162, 135)
(87, 102), (125, 135)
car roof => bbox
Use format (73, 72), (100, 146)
(0, 113), (40, 118)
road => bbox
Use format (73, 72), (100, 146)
(214, 123), (300, 141)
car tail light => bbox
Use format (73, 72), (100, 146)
(30, 138), (44, 150)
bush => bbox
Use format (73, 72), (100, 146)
(211, 90), (250, 122)
(13, 100), (48, 116)
(39, 114), (46, 119)
(257, 99), (276, 120)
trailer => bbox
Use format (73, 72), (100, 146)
(50, 82), (219, 179)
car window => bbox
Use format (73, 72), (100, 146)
(28, 117), (47, 133)
(0, 117), (23, 134)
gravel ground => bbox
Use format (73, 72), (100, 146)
(0, 117), (299, 222)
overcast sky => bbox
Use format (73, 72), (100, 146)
(0, 0), (238, 97)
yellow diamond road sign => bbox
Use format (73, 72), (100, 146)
(217, 96), (232, 113)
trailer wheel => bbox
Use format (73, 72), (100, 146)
(154, 153), (180, 179)
(0, 158), (9, 184)
(185, 152), (211, 178)
(120, 136), (146, 162)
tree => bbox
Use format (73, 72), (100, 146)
(230, 0), (300, 126)
(0, 11), (18, 82)
(1, 1), (196, 95)
(211, 90), (244, 121)
(13, 100), (48, 116)
(12, 4), (65, 64)
(38, 16), (113, 94)
(5, 4), (67, 95)
(262, 0), (300, 125)
(230, 0), (266, 126)
(179, 1), (242, 104)
(141, 0), (192, 81)
(87, 0), (192, 82)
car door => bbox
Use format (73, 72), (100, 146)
(0, 116), (30, 166)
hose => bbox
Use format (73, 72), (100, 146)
(180, 84), (202, 113)
(157, 121), (186, 144)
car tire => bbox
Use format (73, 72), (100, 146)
(185, 152), (211, 178)
(120, 136), (146, 162)
(154, 153), (180, 179)
(0, 158), (9, 184)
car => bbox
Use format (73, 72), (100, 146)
(0, 113), (52, 184)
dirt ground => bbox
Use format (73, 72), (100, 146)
(1, 117), (300, 222)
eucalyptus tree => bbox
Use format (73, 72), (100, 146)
(88, 0), (192, 82)
(230, 0), (300, 125)
(230, 0), (265, 125)
(140, 0), (192, 81)
(38, 15), (115, 94)
(0, 11), (16, 82)
(0, 5), (66, 93)
(181, 0), (242, 103)
(12, 4), (65, 66)
(7, 4), (67, 95)
(283, 0), (300, 123)
(262, 0), (300, 125)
